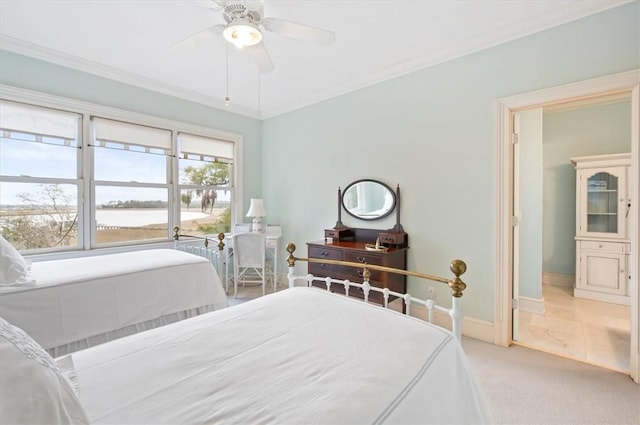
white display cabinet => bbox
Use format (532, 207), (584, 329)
(571, 153), (631, 305)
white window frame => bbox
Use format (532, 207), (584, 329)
(177, 131), (234, 237)
(0, 84), (243, 254)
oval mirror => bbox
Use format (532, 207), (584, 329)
(342, 179), (396, 221)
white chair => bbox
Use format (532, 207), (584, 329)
(232, 232), (267, 298)
(224, 223), (252, 292)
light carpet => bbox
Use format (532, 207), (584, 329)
(463, 337), (640, 425)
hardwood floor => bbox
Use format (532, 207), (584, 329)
(517, 284), (631, 373)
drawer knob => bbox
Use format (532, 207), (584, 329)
(357, 270), (364, 277)
(356, 256), (366, 263)
(320, 263), (329, 268)
(321, 251), (329, 257)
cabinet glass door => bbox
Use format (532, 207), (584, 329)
(579, 165), (627, 238)
(586, 171), (618, 233)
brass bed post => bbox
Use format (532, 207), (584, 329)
(217, 233), (226, 283)
(173, 226), (180, 249)
(448, 260), (467, 341)
(286, 243), (297, 288)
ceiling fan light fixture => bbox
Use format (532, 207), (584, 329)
(223, 20), (262, 49)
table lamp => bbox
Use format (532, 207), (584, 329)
(246, 198), (266, 232)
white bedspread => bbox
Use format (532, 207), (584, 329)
(0, 249), (228, 353)
(73, 287), (491, 424)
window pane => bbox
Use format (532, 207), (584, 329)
(94, 147), (167, 183)
(95, 186), (168, 244)
(179, 160), (230, 186)
(0, 182), (79, 250)
(1, 134), (78, 179)
(179, 188), (231, 235)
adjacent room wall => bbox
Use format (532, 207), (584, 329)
(262, 2), (639, 322)
(542, 100), (632, 279)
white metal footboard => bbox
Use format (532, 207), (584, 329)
(173, 227), (225, 282)
(285, 243), (467, 341)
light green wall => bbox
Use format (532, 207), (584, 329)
(262, 2), (639, 322)
(0, 50), (264, 216)
(542, 101), (632, 277)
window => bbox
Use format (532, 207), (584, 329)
(178, 133), (233, 236)
(91, 118), (172, 245)
(0, 93), (240, 253)
(0, 101), (81, 250)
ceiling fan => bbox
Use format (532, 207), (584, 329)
(176, 0), (336, 73)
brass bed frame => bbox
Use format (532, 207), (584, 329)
(173, 227), (468, 340)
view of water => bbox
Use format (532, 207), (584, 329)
(96, 210), (209, 227)
(0, 210), (210, 227)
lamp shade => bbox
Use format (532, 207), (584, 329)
(246, 198), (266, 217)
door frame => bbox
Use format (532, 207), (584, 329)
(494, 69), (640, 382)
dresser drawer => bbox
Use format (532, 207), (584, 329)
(342, 251), (384, 266)
(350, 266), (382, 282)
(309, 262), (343, 276)
(308, 246), (342, 261)
(580, 241), (627, 253)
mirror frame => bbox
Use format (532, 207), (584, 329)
(341, 179), (396, 221)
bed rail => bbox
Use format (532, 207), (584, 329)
(285, 243), (468, 341)
(172, 227), (225, 281)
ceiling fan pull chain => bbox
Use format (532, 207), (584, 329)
(225, 42), (231, 106)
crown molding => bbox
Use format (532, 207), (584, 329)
(260, 1), (632, 119)
(0, 35), (260, 120)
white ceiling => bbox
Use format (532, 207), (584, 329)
(0, 0), (630, 119)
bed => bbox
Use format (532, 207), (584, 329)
(0, 241), (491, 424)
(0, 245), (228, 357)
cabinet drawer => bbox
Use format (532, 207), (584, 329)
(342, 251), (384, 266)
(308, 246), (342, 261)
(580, 241), (626, 253)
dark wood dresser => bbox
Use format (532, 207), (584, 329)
(306, 227), (408, 305)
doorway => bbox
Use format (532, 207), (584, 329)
(495, 70), (640, 383)
(513, 97), (632, 373)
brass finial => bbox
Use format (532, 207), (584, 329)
(448, 259), (467, 298)
(286, 243), (297, 267)
(173, 226), (180, 241)
(217, 233), (225, 251)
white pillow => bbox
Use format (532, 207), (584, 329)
(0, 317), (89, 425)
(0, 236), (35, 286)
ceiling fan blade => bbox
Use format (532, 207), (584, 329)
(245, 42), (274, 73)
(172, 24), (225, 49)
(261, 17), (335, 45)
(196, 0), (224, 11)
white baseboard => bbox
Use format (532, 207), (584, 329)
(543, 272), (574, 288)
(574, 288), (630, 306)
(409, 304), (494, 344)
(519, 295), (545, 315)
